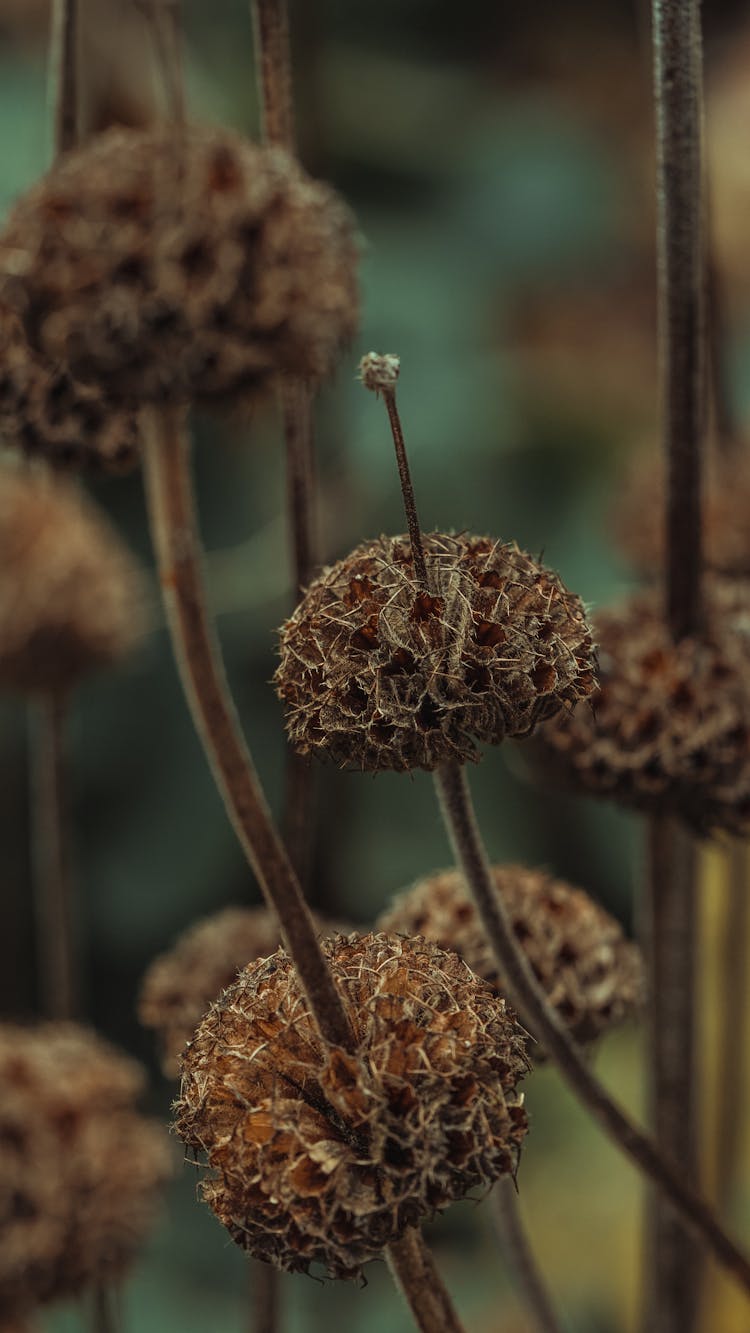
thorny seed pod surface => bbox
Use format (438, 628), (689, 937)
(0, 466), (146, 694)
(378, 866), (644, 1051)
(0, 306), (140, 474)
(139, 906), (349, 1077)
(275, 532), (597, 772)
(0, 125), (359, 407)
(175, 932), (530, 1278)
(0, 1023), (171, 1317)
(534, 581), (750, 835)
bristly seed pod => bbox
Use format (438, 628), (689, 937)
(0, 464), (146, 694)
(0, 1023), (171, 1319)
(174, 932), (530, 1279)
(275, 532), (596, 772)
(139, 905), (350, 1078)
(0, 125), (359, 408)
(378, 866), (645, 1051)
(534, 580), (750, 835)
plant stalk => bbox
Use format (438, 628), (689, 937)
(386, 1228), (466, 1333)
(433, 758), (750, 1297)
(716, 841), (750, 1216)
(251, 0), (295, 150)
(382, 386), (429, 588)
(49, 0), (79, 156)
(30, 692), (75, 1020)
(489, 1179), (564, 1333)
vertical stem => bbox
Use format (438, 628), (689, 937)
(251, 0), (295, 150)
(250, 1261), (278, 1333)
(489, 1179), (564, 1333)
(715, 841), (749, 1216)
(432, 759), (750, 1296)
(30, 692), (75, 1021)
(386, 1228), (466, 1333)
(382, 387), (429, 588)
(49, 0), (79, 156)
(706, 248), (736, 454)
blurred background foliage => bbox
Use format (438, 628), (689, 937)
(1, 1), (749, 1329)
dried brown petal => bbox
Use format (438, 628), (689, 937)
(0, 1023), (171, 1315)
(0, 125), (359, 407)
(275, 532), (596, 772)
(0, 465), (146, 693)
(534, 581), (750, 835)
(139, 906), (350, 1078)
(378, 866), (644, 1051)
(174, 932), (530, 1278)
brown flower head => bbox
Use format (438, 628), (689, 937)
(139, 905), (350, 1078)
(0, 1023), (171, 1316)
(378, 866), (644, 1051)
(0, 466), (146, 694)
(0, 306), (140, 473)
(174, 932), (530, 1278)
(534, 581), (750, 835)
(0, 125), (359, 408)
(275, 532), (596, 772)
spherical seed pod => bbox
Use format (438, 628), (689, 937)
(0, 124), (359, 408)
(534, 581), (750, 835)
(0, 1023), (171, 1316)
(0, 464), (146, 694)
(275, 532), (597, 772)
(139, 905), (351, 1077)
(175, 931), (530, 1278)
(378, 866), (644, 1051)
(613, 447), (750, 578)
(0, 307), (140, 474)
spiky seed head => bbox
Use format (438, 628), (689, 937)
(174, 931), (530, 1278)
(378, 865), (644, 1052)
(358, 352), (400, 394)
(0, 125), (359, 409)
(275, 532), (597, 772)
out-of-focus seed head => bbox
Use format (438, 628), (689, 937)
(0, 125), (359, 408)
(358, 352), (400, 395)
(534, 582), (750, 835)
(139, 906), (350, 1077)
(378, 866), (644, 1051)
(0, 1023), (171, 1316)
(275, 532), (597, 772)
(0, 307), (140, 474)
(174, 932), (530, 1278)
(0, 464), (147, 694)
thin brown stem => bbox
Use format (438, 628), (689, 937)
(139, 0), (185, 125)
(280, 377), (318, 597)
(49, 0), (79, 156)
(251, 0), (295, 150)
(383, 389), (429, 588)
(433, 759), (750, 1297)
(386, 1228), (466, 1333)
(250, 1260), (278, 1333)
(30, 693), (75, 1021)
(707, 247), (736, 454)
(489, 1179), (564, 1333)
(642, 815), (701, 1333)
(141, 405), (353, 1052)
(716, 841), (750, 1217)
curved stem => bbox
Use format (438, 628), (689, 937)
(716, 841), (750, 1216)
(30, 692), (76, 1020)
(489, 1179), (564, 1333)
(49, 0), (79, 156)
(386, 1228), (466, 1333)
(434, 759), (750, 1297)
(382, 386), (428, 588)
(141, 405), (353, 1052)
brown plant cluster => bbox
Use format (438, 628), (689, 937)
(0, 1023), (171, 1321)
(139, 905), (349, 1077)
(0, 466), (146, 694)
(378, 866), (644, 1051)
(0, 307), (140, 473)
(174, 932), (530, 1278)
(275, 532), (597, 772)
(535, 582), (750, 835)
(0, 125), (359, 408)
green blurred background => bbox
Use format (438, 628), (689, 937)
(1, 1), (749, 1329)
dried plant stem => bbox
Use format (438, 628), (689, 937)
(489, 1179), (563, 1333)
(382, 387), (429, 588)
(91, 1282), (118, 1333)
(386, 1228), (466, 1333)
(434, 759), (750, 1296)
(49, 0), (79, 156)
(251, 0), (295, 150)
(250, 1261), (278, 1333)
(716, 841), (750, 1216)
(141, 404), (352, 1051)
(707, 248), (735, 453)
(30, 692), (76, 1020)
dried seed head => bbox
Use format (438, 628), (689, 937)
(358, 352), (400, 395)
(0, 125), (359, 407)
(275, 532), (596, 772)
(534, 582), (750, 835)
(614, 448), (750, 578)
(0, 1023), (171, 1316)
(0, 307), (140, 474)
(378, 866), (644, 1051)
(139, 906), (350, 1077)
(0, 465), (147, 694)
(174, 931), (529, 1278)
